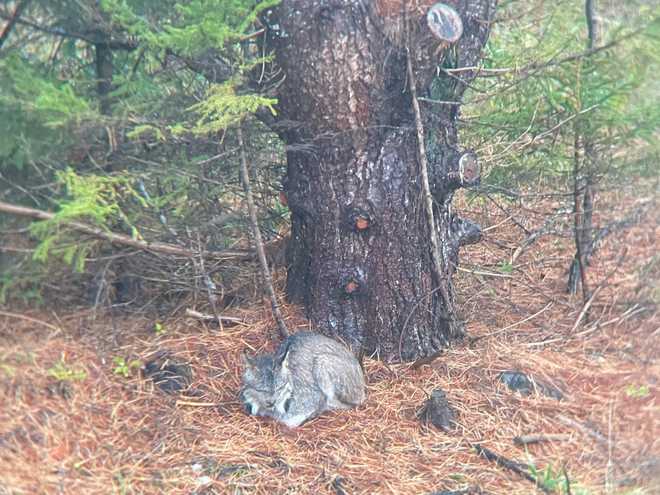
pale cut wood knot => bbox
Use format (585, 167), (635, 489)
(427, 3), (463, 43)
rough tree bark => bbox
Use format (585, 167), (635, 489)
(269, 0), (495, 361)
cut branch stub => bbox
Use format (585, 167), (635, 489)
(446, 151), (481, 190)
(427, 3), (463, 43)
(451, 216), (482, 247)
(344, 280), (360, 294)
(458, 151), (480, 185)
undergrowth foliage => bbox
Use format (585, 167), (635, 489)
(0, 0), (286, 307)
(30, 169), (143, 272)
(0, 0), (657, 309)
(462, 0), (660, 187)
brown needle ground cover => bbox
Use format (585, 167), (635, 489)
(0, 190), (658, 494)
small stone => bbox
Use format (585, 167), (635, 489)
(498, 370), (563, 400)
(195, 475), (213, 486)
(143, 352), (192, 394)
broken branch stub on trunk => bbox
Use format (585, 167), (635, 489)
(267, 0), (495, 361)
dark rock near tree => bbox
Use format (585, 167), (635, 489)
(418, 388), (456, 431)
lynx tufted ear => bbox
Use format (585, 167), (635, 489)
(273, 339), (293, 371)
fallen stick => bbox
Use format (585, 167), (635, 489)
(473, 444), (551, 493)
(513, 434), (572, 446)
(557, 415), (608, 446)
(175, 400), (219, 407)
(0, 200), (252, 261)
(0, 309), (63, 334)
(184, 308), (246, 326)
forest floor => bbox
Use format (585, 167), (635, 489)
(0, 187), (658, 495)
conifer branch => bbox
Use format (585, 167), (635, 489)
(0, 200), (251, 261)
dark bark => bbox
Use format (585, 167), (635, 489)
(270, 1), (495, 361)
(95, 42), (113, 115)
(585, 0), (599, 50)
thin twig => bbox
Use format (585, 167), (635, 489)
(456, 266), (513, 278)
(0, 309), (62, 334)
(236, 123), (289, 339)
(406, 49), (449, 308)
(513, 434), (572, 446)
(570, 286), (602, 334)
(471, 302), (553, 342)
(0, 0), (31, 50)
(175, 400), (220, 407)
(184, 308), (246, 326)
(606, 400), (615, 493)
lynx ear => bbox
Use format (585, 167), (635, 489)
(274, 340), (292, 371)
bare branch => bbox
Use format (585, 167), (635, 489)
(0, 0), (31, 50)
(236, 124), (289, 339)
(406, 50), (450, 311)
(0, 200), (251, 261)
(0, 12), (137, 50)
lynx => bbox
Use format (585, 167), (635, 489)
(240, 332), (366, 428)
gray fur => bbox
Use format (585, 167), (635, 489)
(240, 332), (366, 427)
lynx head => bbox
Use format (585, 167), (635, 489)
(240, 345), (295, 418)
(239, 354), (275, 416)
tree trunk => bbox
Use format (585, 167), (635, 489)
(568, 0), (600, 296)
(270, 0), (495, 361)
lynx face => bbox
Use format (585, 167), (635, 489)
(240, 352), (295, 417)
(239, 354), (275, 416)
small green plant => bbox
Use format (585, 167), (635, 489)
(625, 384), (650, 398)
(47, 358), (87, 382)
(0, 363), (16, 377)
(527, 461), (592, 495)
(498, 261), (514, 274)
(153, 322), (166, 335)
(112, 357), (142, 378)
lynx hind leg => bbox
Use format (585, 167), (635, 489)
(312, 357), (364, 410)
